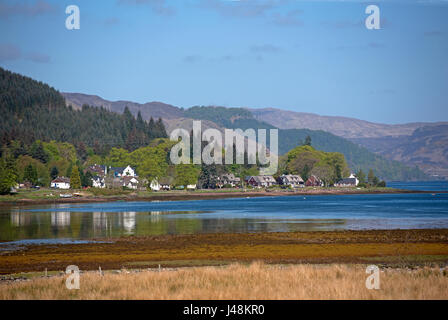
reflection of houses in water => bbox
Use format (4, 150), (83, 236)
(93, 212), (111, 236)
(120, 212), (136, 234)
(10, 211), (31, 227)
(51, 212), (71, 227)
(149, 211), (161, 223)
(92, 212), (137, 236)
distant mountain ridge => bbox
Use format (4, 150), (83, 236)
(250, 107), (448, 139)
(63, 92), (446, 140)
(181, 106), (428, 181)
(62, 92), (183, 120)
(352, 125), (448, 179)
(61, 92), (446, 180)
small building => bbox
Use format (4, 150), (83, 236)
(150, 177), (173, 191)
(150, 179), (161, 191)
(219, 174), (241, 188)
(305, 175), (323, 187)
(247, 175), (277, 188)
(279, 174), (304, 188)
(92, 176), (106, 189)
(87, 164), (107, 177)
(122, 165), (136, 177)
(109, 165), (137, 178)
(51, 177), (71, 189)
(122, 176), (139, 190)
(334, 174), (359, 187)
(159, 177), (174, 191)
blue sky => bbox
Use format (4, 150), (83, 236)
(0, 0), (447, 124)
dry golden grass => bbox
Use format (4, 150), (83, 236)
(1, 262), (447, 300)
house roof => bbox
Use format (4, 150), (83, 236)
(158, 177), (174, 185)
(251, 175), (275, 183)
(281, 175), (304, 182)
(109, 166), (137, 176)
(336, 178), (357, 185)
(52, 177), (70, 183)
(122, 176), (139, 184)
(221, 174), (240, 182)
(88, 164), (106, 170)
(306, 175), (322, 184)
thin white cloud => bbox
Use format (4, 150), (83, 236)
(26, 52), (51, 63)
(117, 0), (175, 16)
(0, 0), (56, 18)
(0, 44), (21, 62)
(199, 0), (278, 18)
(271, 9), (303, 27)
(183, 55), (203, 63)
(0, 43), (51, 64)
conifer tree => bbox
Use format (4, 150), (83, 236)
(23, 164), (38, 185)
(70, 165), (81, 189)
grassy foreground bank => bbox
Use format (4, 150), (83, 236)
(1, 262), (448, 299)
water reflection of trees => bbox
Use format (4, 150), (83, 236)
(51, 212), (70, 227)
(92, 212), (137, 237)
(1, 207), (350, 242)
(10, 211), (31, 227)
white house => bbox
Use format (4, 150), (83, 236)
(122, 165), (136, 177)
(150, 179), (161, 191)
(279, 175), (304, 188)
(92, 176), (106, 189)
(51, 177), (71, 189)
(334, 174), (359, 187)
(122, 176), (139, 190)
(247, 176), (276, 188)
(218, 174), (241, 188)
(109, 165), (137, 178)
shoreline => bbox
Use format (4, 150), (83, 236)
(0, 188), (445, 208)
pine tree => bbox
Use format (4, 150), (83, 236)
(198, 164), (218, 189)
(156, 118), (167, 138)
(303, 135), (312, 146)
(66, 162), (73, 178)
(136, 111), (145, 131)
(301, 164), (310, 181)
(23, 164), (38, 185)
(30, 141), (49, 163)
(368, 169), (376, 186)
(356, 169), (366, 184)
(82, 171), (93, 187)
(123, 106), (135, 131)
(0, 158), (17, 194)
(50, 166), (59, 180)
(70, 165), (81, 189)
(126, 127), (139, 151)
(148, 117), (155, 140)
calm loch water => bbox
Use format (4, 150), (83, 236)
(1, 181), (448, 243)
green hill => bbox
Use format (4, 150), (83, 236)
(0, 67), (167, 155)
(183, 106), (428, 181)
(283, 145), (350, 185)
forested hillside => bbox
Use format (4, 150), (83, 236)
(351, 125), (448, 179)
(184, 106), (428, 181)
(0, 68), (428, 181)
(0, 67), (167, 155)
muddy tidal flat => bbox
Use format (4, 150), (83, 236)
(1, 229), (447, 275)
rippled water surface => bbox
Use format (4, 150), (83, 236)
(1, 181), (448, 243)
